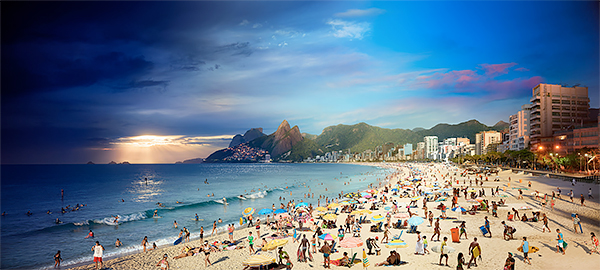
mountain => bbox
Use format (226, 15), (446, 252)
(229, 128), (265, 147)
(248, 120), (303, 157)
(302, 133), (318, 140)
(493, 120), (509, 132)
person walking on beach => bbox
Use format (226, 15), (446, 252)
(202, 241), (212, 267)
(248, 231), (255, 254)
(381, 224), (390, 243)
(156, 254), (169, 270)
(228, 224), (234, 242)
(589, 232), (599, 255)
(519, 237), (531, 265)
(91, 241), (104, 270)
(200, 226), (204, 241)
(54, 250), (63, 268)
(414, 231), (424, 255)
(459, 221), (468, 239)
(211, 221), (217, 237)
(467, 237), (480, 268)
(556, 229), (565, 255)
(439, 237), (449, 266)
(183, 227), (190, 242)
(580, 194), (585, 206)
(142, 236), (148, 252)
(428, 211), (434, 227)
(484, 216), (492, 237)
(542, 214), (551, 232)
(300, 234), (310, 261)
(432, 218), (441, 241)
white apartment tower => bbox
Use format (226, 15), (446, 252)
(424, 136), (438, 159)
(509, 104), (531, 151)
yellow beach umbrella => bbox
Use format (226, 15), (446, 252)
(263, 239), (289, 251)
(340, 201), (351, 205)
(350, 210), (362, 215)
(316, 206), (327, 212)
(360, 209), (372, 214)
(327, 203), (340, 209)
(242, 254), (276, 266)
(322, 214), (337, 221)
(242, 207), (255, 216)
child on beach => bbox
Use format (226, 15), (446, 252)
(156, 254), (169, 270)
(248, 231), (255, 254)
(589, 232), (599, 255)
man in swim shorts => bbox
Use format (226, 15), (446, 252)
(92, 241), (104, 270)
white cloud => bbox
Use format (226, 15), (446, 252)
(253, 23), (263, 28)
(326, 20), (371, 40)
(239, 20), (249, 26)
(334, 8), (385, 18)
(278, 41), (288, 47)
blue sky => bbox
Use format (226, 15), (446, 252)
(2, 1), (598, 163)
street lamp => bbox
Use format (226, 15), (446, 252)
(585, 154), (589, 173)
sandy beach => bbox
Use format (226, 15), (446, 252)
(70, 162), (600, 270)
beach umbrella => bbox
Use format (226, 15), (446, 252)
(452, 207), (466, 213)
(258, 208), (273, 216)
(319, 233), (337, 241)
(295, 207), (309, 213)
(431, 245), (456, 254)
(411, 196), (423, 201)
(391, 188), (399, 192)
(242, 207), (255, 216)
(242, 254), (276, 266)
(328, 203), (340, 209)
(340, 201), (351, 206)
(350, 210), (362, 216)
(363, 194), (372, 199)
(385, 240), (408, 249)
(365, 189), (377, 193)
(519, 205), (532, 210)
(467, 189), (477, 193)
(296, 202), (309, 208)
(371, 215), (385, 222)
(274, 209), (287, 214)
(348, 200), (359, 204)
(263, 239), (289, 251)
(407, 216), (424, 226)
(357, 198), (368, 203)
(340, 237), (363, 248)
(316, 207), (327, 212)
(322, 214), (337, 221)
(360, 209), (372, 214)
(360, 192), (370, 197)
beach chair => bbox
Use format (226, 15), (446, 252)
(346, 253), (358, 267)
(330, 241), (338, 253)
(408, 225), (417, 233)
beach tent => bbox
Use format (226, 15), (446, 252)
(242, 253), (276, 267)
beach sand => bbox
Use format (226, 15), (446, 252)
(69, 163), (600, 270)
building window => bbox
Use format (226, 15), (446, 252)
(552, 99), (560, 104)
(562, 100), (571, 104)
(552, 112), (560, 116)
(562, 112), (570, 116)
(552, 118), (560, 122)
(553, 125), (561, 129)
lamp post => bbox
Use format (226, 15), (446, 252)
(585, 153), (589, 174)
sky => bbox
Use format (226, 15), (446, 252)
(2, 1), (599, 164)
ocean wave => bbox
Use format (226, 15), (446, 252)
(246, 190), (268, 199)
(92, 212), (148, 226)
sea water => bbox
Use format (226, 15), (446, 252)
(0, 163), (390, 269)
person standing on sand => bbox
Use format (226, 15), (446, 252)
(228, 224), (234, 242)
(142, 236), (148, 252)
(459, 221), (468, 239)
(484, 216), (492, 237)
(156, 254), (169, 270)
(91, 241), (104, 270)
(589, 188), (594, 199)
(457, 252), (465, 270)
(590, 232), (599, 255)
(320, 241), (332, 268)
(300, 234), (310, 261)
(580, 194), (586, 206)
(572, 214), (581, 233)
(200, 226), (204, 241)
(211, 221), (217, 237)
(428, 211), (434, 227)
(519, 237), (531, 265)
(202, 241), (212, 267)
(504, 252), (515, 270)
(467, 237), (480, 268)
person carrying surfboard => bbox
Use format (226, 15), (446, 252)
(519, 237), (531, 265)
(467, 237), (480, 268)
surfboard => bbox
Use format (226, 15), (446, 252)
(191, 218), (204, 221)
(239, 217), (244, 225)
(238, 196), (247, 200)
(174, 237), (183, 245)
(153, 216), (163, 219)
(517, 246), (539, 253)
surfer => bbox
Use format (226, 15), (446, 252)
(85, 230), (94, 239)
(113, 215), (119, 223)
(223, 197), (227, 204)
(195, 213), (200, 221)
(26, 210), (32, 216)
(467, 237), (480, 268)
(153, 210), (158, 217)
(55, 218), (62, 224)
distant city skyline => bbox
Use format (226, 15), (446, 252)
(2, 1), (598, 164)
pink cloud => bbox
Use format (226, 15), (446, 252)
(479, 62), (517, 77)
(515, 67), (530, 72)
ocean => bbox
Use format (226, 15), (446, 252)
(0, 163), (390, 269)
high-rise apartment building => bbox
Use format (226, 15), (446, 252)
(456, 138), (470, 146)
(475, 131), (502, 155)
(424, 136), (438, 159)
(530, 83), (590, 148)
(509, 104), (531, 151)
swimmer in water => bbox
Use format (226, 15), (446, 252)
(218, 218), (223, 223)
(113, 215), (119, 223)
(55, 218), (62, 224)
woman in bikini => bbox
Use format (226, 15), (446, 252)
(156, 254), (169, 270)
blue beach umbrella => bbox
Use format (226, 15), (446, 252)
(296, 202), (309, 208)
(407, 216), (424, 226)
(274, 209), (287, 214)
(384, 206), (391, 210)
(452, 207), (466, 213)
(258, 208), (273, 215)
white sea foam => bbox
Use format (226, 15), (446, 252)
(92, 212), (147, 226)
(246, 190), (268, 199)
